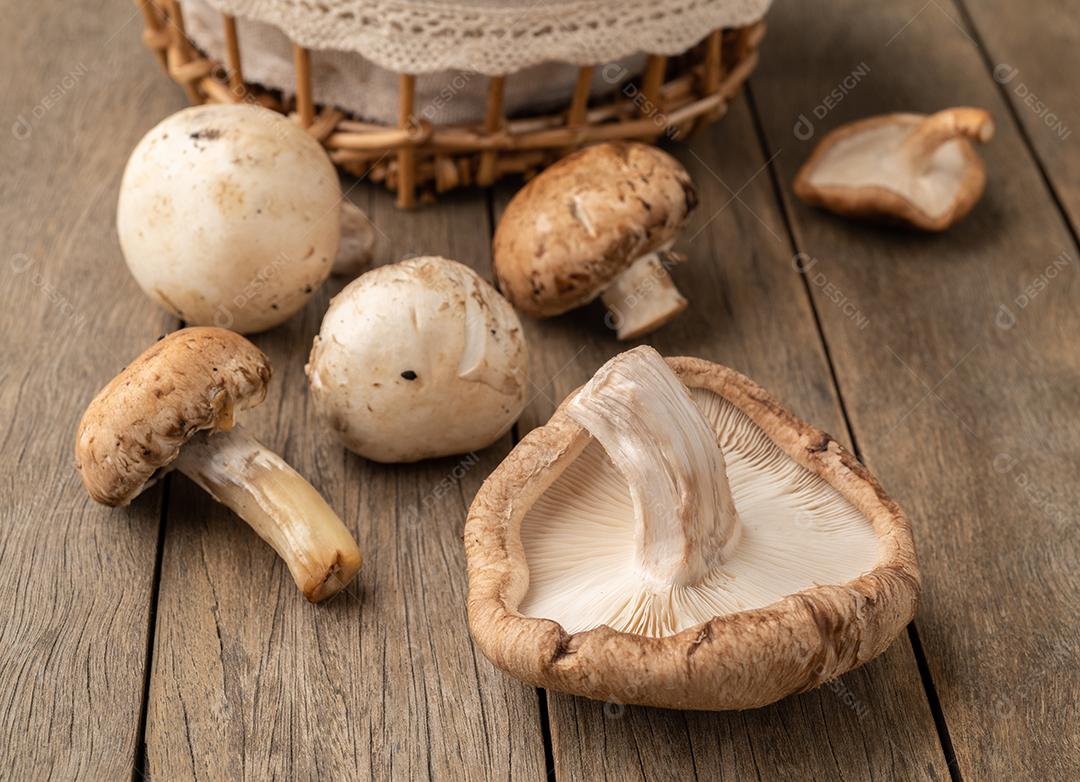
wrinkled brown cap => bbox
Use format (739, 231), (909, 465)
(465, 356), (920, 711)
(493, 142), (698, 317)
(75, 327), (271, 506)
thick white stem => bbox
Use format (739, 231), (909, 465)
(600, 251), (687, 340)
(174, 424), (363, 602)
(566, 346), (739, 588)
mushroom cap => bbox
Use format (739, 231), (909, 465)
(117, 104), (341, 333)
(75, 328), (271, 506)
(465, 357), (920, 711)
(493, 142), (698, 317)
(793, 110), (992, 231)
(306, 256), (529, 463)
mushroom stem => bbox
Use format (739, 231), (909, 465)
(566, 346), (740, 588)
(600, 250), (688, 341)
(902, 107), (994, 169)
(173, 424), (363, 602)
(332, 200), (376, 278)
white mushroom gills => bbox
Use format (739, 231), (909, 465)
(520, 347), (881, 637)
(599, 245), (688, 341)
(174, 424), (363, 602)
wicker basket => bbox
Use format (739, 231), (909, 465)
(137, 0), (766, 207)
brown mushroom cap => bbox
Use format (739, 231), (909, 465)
(793, 108), (993, 231)
(75, 327), (271, 506)
(465, 356), (920, 711)
(493, 142), (698, 318)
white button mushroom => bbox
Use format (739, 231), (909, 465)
(306, 256), (529, 463)
(466, 347), (920, 710)
(117, 104), (343, 333)
(794, 107), (995, 231)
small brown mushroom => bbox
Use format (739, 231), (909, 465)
(493, 142), (698, 340)
(465, 346), (920, 710)
(794, 107), (994, 231)
(75, 328), (362, 602)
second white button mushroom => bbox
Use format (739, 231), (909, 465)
(306, 257), (529, 462)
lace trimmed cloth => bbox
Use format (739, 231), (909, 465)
(184, 0), (771, 124)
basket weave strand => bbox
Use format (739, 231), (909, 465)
(137, 0), (765, 207)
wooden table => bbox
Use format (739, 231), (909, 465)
(3, 1), (1078, 778)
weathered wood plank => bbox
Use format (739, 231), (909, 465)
(144, 186), (549, 779)
(0, 2), (184, 777)
(956, 0), (1080, 232)
(495, 94), (951, 780)
(748, 1), (1080, 778)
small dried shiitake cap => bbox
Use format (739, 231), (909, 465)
(465, 349), (920, 711)
(794, 107), (994, 231)
(75, 327), (271, 506)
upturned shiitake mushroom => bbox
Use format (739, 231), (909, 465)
(493, 142), (698, 340)
(794, 107), (994, 231)
(117, 104), (375, 333)
(306, 256), (529, 463)
(465, 347), (920, 710)
(75, 328), (362, 602)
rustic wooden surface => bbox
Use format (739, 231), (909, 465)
(1, 1), (1076, 780)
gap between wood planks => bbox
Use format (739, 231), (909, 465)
(737, 84), (965, 782)
(952, 0), (1080, 251)
(133, 466), (173, 781)
(132, 336), (182, 782)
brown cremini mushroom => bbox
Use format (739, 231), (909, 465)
(75, 327), (362, 602)
(794, 107), (994, 231)
(465, 346), (920, 710)
(493, 142), (698, 340)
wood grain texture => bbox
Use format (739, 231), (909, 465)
(749, 0), (1080, 778)
(956, 0), (1080, 231)
(144, 185), (548, 780)
(0, 1), (184, 777)
(495, 96), (952, 781)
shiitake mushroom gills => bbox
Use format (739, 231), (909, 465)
(465, 347), (920, 710)
(75, 328), (362, 603)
